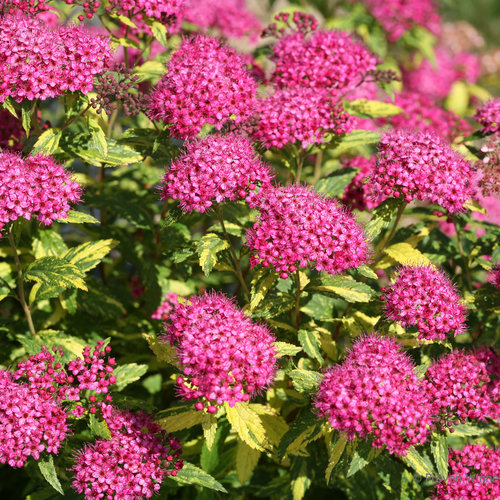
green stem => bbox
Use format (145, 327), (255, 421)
(453, 219), (473, 291)
(7, 226), (37, 337)
(61, 103), (92, 131)
(373, 202), (407, 262)
(107, 107), (120, 138)
(295, 153), (304, 184)
(216, 206), (249, 297)
(333, 303), (353, 340)
(295, 270), (301, 329)
(312, 150), (323, 184)
(31, 101), (41, 136)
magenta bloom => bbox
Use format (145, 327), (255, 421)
(432, 444), (500, 500)
(108, 0), (184, 20)
(488, 263), (500, 288)
(246, 185), (369, 278)
(0, 152), (81, 232)
(251, 87), (353, 149)
(0, 14), (112, 102)
(151, 292), (179, 320)
(423, 349), (500, 429)
(356, 0), (440, 42)
(72, 409), (183, 499)
(373, 129), (476, 212)
(161, 134), (272, 212)
(313, 334), (432, 455)
(382, 265), (467, 340)
(474, 98), (500, 136)
(149, 35), (257, 138)
(0, 371), (69, 468)
(341, 155), (380, 211)
(162, 291), (276, 412)
(269, 13), (378, 93)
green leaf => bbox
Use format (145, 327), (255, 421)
(288, 369), (321, 392)
(383, 242), (431, 266)
(21, 104), (31, 137)
(357, 264), (378, 280)
(334, 129), (381, 154)
(202, 413), (218, 452)
(116, 13), (138, 28)
(431, 434), (449, 478)
(25, 257), (87, 291)
(151, 21), (168, 47)
(89, 118), (108, 158)
(32, 128), (62, 155)
(225, 402), (268, 452)
(156, 406), (204, 432)
(298, 329), (323, 364)
(401, 446), (436, 477)
(38, 456), (63, 495)
(33, 230), (68, 259)
(112, 363), (148, 391)
(62, 239), (117, 273)
(2, 97), (18, 118)
(272, 341), (302, 358)
(58, 210), (100, 225)
(250, 267), (278, 311)
(143, 333), (177, 363)
(291, 459), (311, 500)
(326, 433), (348, 484)
(344, 99), (403, 118)
(197, 233), (229, 276)
(236, 439), (261, 485)
(313, 277), (375, 302)
(69, 137), (143, 166)
(365, 198), (402, 239)
(347, 440), (380, 477)
(451, 424), (494, 437)
(200, 421), (230, 475)
(315, 168), (358, 198)
(89, 413), (111, 439)
(171, 462), (227, 493)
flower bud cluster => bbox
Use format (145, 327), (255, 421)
(151, 292), (179, 320)
(474, 98), (500, 136)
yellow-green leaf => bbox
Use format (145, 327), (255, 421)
(288, 369), (321, 392)
(298, 329), (323, 364)
(313, 277), (374, 302)
(156, 406), (204, 432)
(250, 404), (289, 447)
(383, 242), (431, 267)
(112, 363), (148, 391)
(38, 456), (63, 495)
(236, 439), (261, 484)
(171, 462), (227, 492)
(202, 413), (218, 451)
(344, 99), (403, 118)
(32, 128), (62, 155)
(151, 21), (167, 47)
(431, 434), (449, 478)
(250, 267), (278, 311)
(25, 257), (87, 291)
(197, 233), (229, 276)
(58, 210), (100, 224)
(401, 446), (436, 476)
(224, 402), (268, 452)
(272, 341), (302, 358)
(326, 433), (348, 484)
(334, 129), (381, 154)
(62, 239), (117, 273)
(143, 333), (177, 363)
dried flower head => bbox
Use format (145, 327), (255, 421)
(478, 136), (500, 196)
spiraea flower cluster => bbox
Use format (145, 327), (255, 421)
(246, 185), (369, 279)
(251, 87), (354, 149)
(107, 0), (184, 23)
(151, 292), (179, 320)
(341, 155), (379, 211)
(0, 370), (69, 468)
(314, 335), (432, 455)
(72, 409), (183, 499)
(488, 263), (500, 288)
(474, 98), (500, 136)
(1, 0), (102, 21)
(423, 349), (500, 430)
(382, 265), (467, 340)
(0, 152), (81, 232)
(478, 136), (500, 196)
(0, 14), (112, 102)
(268, 12), (379, 94)
(149, 35), (257, 138)
(162, 134), (272, 212)
(433, 445), (500, 499)
(356, 0), (441, 42)
(372, 129), (476, 212)
(162, 291), (276, 412)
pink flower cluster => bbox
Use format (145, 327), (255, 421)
(151, 292), (179, 320)
(0, 152), (81, 232)
(184, 0), (261, 41)
(488, 263), (500, 288)
(433, 445), (500, 499)
(251, 87), (354, 149)
(162, 291), (276, 412)
(479, 136), (500, 196)
(149, 35), (256, 138)
(108, 0), (184, 21)
(269, 12), (379, 94)
(341, 155), (379, 211)
(246, 185), (369, 279)
(380, 91), (471, 142)
(13, 342), (117, 415)
(314, 335), (432, 455)
(475, 98), (500, 136)
(72, 409), (183, 499)
(382, 265), (467, 340)
(0, 370), (69, 468)
(0, 109), (24, 150)
(423, 349), (500, 430)
(0, 14), (112, 102)
(373, 129), (476, 212)
(162, 134), (272, 212)
(1, 1), (101, 21)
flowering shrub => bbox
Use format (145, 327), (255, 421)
(1, 1), (500, 499)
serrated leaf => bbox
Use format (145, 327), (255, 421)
(251, 404), (289, 447)
(298, 329), (323, 364)
(431, 434), (449, 478)
(334, 129), (381, 154)
(151, 21), (168, 47)
(250, 267), (278, 311)
(32, 128), (62, 155)
(236, 439), (261, 484)
(58, 210), (100, 224)
(292, 460), (310, 500)
(225, 402), (268, 452)
(38, 456), (63, 495)
(357, 264), (378, 280)
(365, 198), (402, 239)
(116, 13), (138, 28)
(347, 440), (380, 477)
(33, 230), (68, 259)
(89, 413), (111, 439)
(326, 433), (348, 484)
(62, 239), (117, 273)
(2, 97), (18, 118)
(156, 406), (204, 432)
(279, 411), (323, 459)
(288, 369), (321, 392)
(143, 333), (177, 363)
(344, 99), (403, 118)
(401, 446), (436, 476)
(70, 137), (143, 166)
(25, 257), (87, 291)
(315, 168), (358, 198)
(172, 462), (227, 492)
(451, 424), (494, 437)
(313, 277), (374, 302)
(272, 341), (302, 358)
(382, 242), (431, 267)
(89, 119), (108, 158)
(202, 413), (218, 451)
(112, 363), (148, 391)
(21, 104), (31, 136)
(197, 233), (229, 276)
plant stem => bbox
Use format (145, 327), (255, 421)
(295, 152), (304, 184)
(7, 226), (37, 337)
(453, 219), (473, 291)
(216, 205), (249, 297)
(61, 103), (92, 131)
(295, 270), (301, 329)
(333, 303), (353, 340)
(373, 202), (407, 262)
(312, 150), (323, 184)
